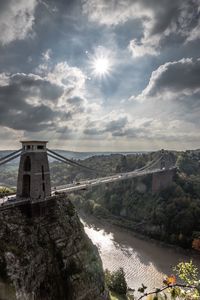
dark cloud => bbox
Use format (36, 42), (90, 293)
(0, 72), (70, 132)
(0, 0), (199, 149)
(138, 0), (198, 37)
(67, 96), (86, 113)
(140, 58), (200, 98)
(55, 126), (75, 139)
(84, 128), (104, 136)
(67, 96), (84, 106)
(105, 117), (127, 132)
(84, 116), (128, 136)
(10, 73), (64, 100)
(83, 0), (200, 56)
(120, 127), (148, 138)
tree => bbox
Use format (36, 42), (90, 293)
(105, 268), (127, 295)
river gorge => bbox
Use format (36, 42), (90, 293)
(83, 216), (200, 294)
(0, 212), (200, 300)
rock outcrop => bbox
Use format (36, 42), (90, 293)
(0, 196), (109, 300)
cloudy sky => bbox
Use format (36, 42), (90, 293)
(0, 0), (200, 151)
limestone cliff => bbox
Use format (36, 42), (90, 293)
(0, 196), (109, 300)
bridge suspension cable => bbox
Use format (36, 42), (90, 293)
(47, 149), (104, 175)
(0, 148), (22, 162)
(48, 149), (166, 179)
(0, 149), (22, 167)
(47, 152), (81, 168)
(136, 155), (163, 172)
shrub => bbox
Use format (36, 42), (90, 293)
(105, 268), (127, 295)
(93, 203), (109, 217)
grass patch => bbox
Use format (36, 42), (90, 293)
(109, 291), (134, 300)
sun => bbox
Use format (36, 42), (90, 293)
(93, 57), (110, 76)
(88, 47), (113, 79)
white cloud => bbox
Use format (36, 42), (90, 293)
(0, 0), (38, 45)
(129, 38), (158, 57)
(0, 73), (10, 86)
(47, 62), (86, 91)
(82, 0), (141, 26)
(83, 0), (200, 57)
(0, 60), (103, 144)
(42, 49), (52, 61)
(82, 108), (200, 148)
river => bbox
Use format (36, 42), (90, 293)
(82, 216), (200, 294)
(0, 215), (199, 300)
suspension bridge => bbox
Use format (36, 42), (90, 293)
(0, 141), (176, 211)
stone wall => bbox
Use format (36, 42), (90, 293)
(0, 197), (109, 300)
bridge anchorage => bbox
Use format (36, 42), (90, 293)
(0, 140), (176, 210)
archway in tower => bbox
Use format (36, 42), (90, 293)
(24, 156), (31, 172)
(22, 174), (30, 197)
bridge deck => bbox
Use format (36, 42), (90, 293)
(0, 167), (176, 211)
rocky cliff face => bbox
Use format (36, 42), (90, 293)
(0, 196), (109, 300)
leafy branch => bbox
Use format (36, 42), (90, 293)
(136, 261), (200, 300)
(137, 283), (198, 300)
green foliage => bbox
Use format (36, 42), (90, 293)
(177, 152), (200, 176)
(69, 192), (110, 218)
(78, 172), (200, 248)
(174, 260), (198, 285)
(0, 186), (15, 197)
(109, 291), (133, 300)
(93, 203), (109, 217)
(135, 261), (200, 300)
(68, 165), (200, 248)
(105, 268), (127, 296)
(83, 199), (96, 214)
(67, 201), (76, 216)
(0, 169), (18, 187)
(49, 151), (166, 187)
(1, 149), (199, 250)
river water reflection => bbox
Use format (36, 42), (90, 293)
(82, 217), (200, 293)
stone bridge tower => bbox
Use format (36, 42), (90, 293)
(17, 141), (51, 201)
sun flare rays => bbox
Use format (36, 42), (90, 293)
(88, 47), (113, 79)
